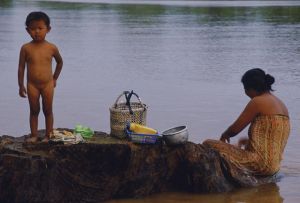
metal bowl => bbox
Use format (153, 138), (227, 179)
(162, 126), (188, 145)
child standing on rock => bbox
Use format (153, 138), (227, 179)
(18, 11), (63, 143)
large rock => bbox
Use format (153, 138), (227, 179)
(0, 129), (278, 203)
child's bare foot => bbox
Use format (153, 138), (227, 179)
(41, 136), (50, 143)
(26, 136), (39, 143)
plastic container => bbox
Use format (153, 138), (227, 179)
(125, 128), (161, 144)
(128, 123), (158, 135)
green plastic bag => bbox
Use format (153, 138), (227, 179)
(74, 125), (94, 139)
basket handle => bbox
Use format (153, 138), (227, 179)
(113, 90), (145, 114)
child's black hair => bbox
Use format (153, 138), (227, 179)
(25, 11), (50, 27)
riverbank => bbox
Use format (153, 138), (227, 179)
(0, 129), (279, 203)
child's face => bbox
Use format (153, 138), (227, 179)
(26, 20), (50, 42)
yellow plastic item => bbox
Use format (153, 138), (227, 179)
(129, 123), (158, 135)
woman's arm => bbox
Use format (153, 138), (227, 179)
(220, 99), (259, 143)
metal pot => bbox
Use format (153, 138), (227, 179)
(162, 126), (188, 145)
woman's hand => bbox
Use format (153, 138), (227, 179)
(220, 132), (230, 143)
(237, 137), (249, 149)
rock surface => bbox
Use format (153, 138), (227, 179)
(0, 129), (278, 203)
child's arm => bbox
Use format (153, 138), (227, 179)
(52, 46), (63, 87)
(18, 46), (27, 97)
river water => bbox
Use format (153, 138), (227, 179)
(1, 0), (300, 202)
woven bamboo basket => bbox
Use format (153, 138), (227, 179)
(110, 91), (147, 139)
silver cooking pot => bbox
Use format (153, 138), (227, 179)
(162, 126), (188, 145)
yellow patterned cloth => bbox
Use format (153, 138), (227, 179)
(204, 115), (290, 176)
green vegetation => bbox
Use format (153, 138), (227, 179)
(0, 0), (13, 7)
(37, 1), (300, 24)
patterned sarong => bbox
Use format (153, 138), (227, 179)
(204, 115), (290, 176)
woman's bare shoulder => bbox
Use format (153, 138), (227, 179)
(252, 93), (289, 116)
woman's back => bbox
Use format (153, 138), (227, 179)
(251, 93), (289, 117)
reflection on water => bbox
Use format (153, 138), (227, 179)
(106, 183), (283, 203)
(1, 1), (300, 202)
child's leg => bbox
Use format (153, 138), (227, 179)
(27, 83), (41, 142)
(41, 81), (54, 141)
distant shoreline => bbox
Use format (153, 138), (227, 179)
(38, 0), (300, 8)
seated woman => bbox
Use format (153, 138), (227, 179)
(203, 68), (290, 178)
